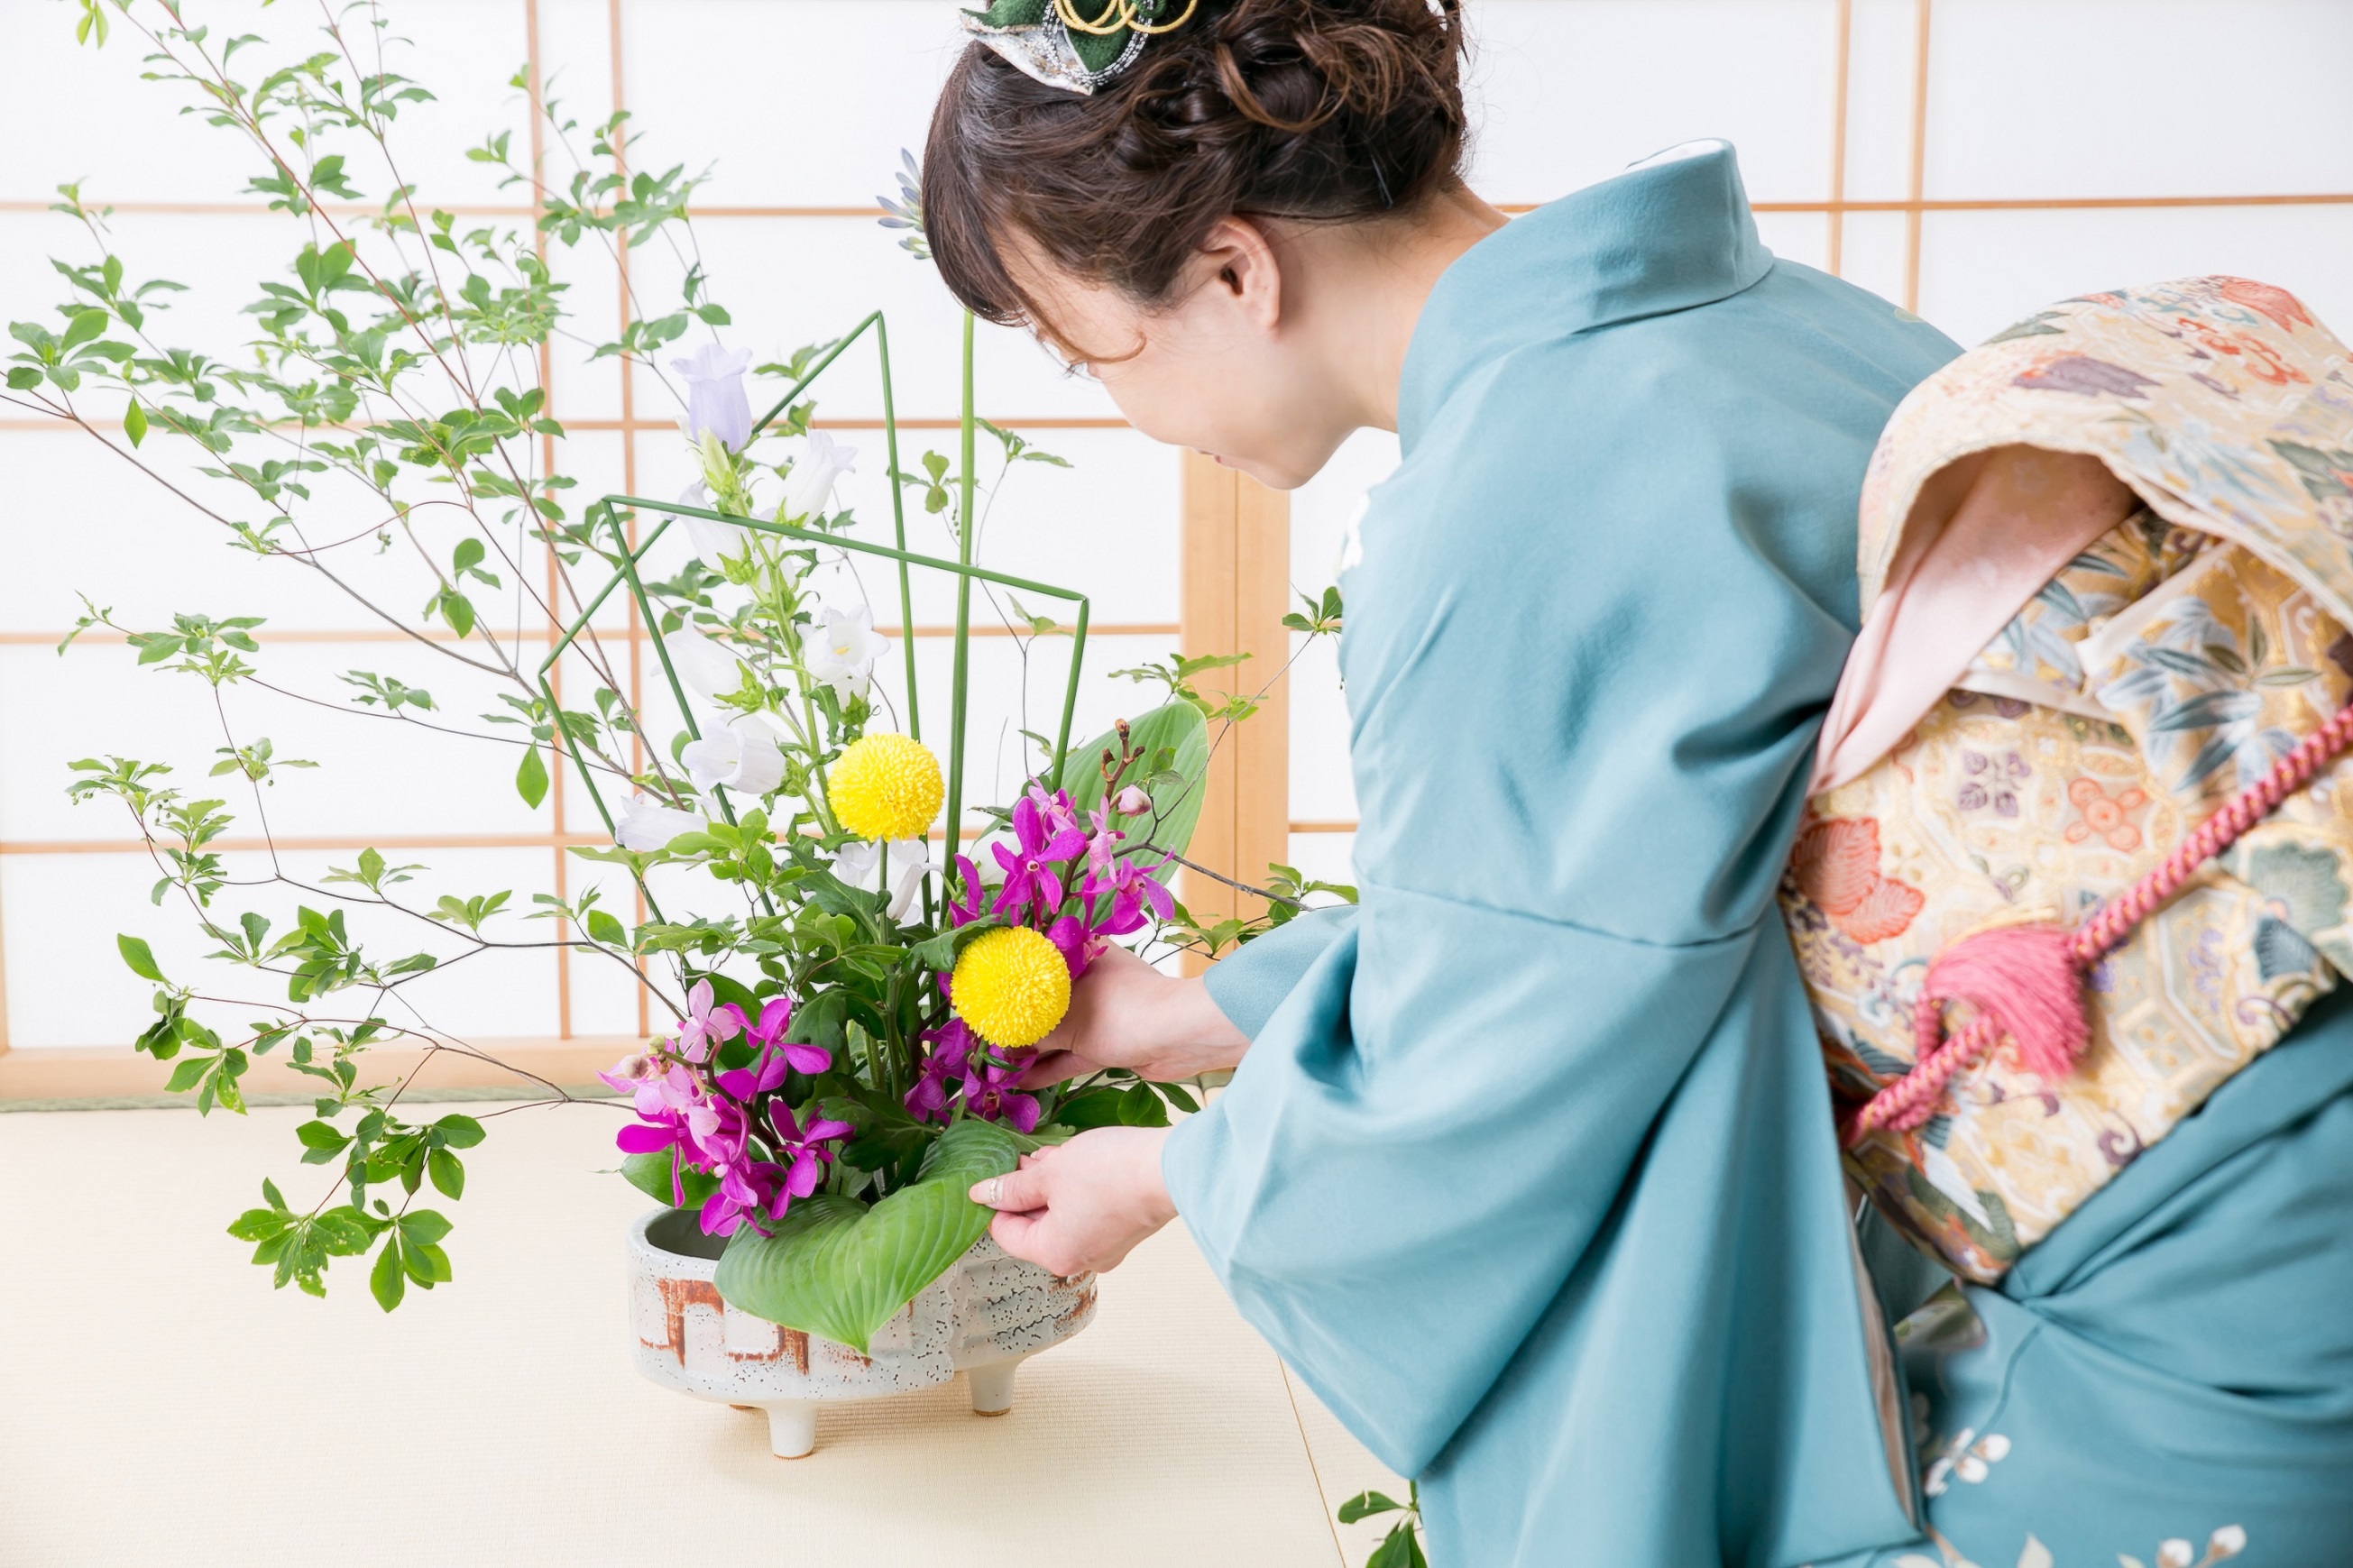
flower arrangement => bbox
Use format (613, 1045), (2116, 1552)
(1, 1), (1335, 1353)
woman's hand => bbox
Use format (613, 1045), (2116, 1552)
(1021, 942), (1250, 1087)
(970, 1127), (1176, 1277)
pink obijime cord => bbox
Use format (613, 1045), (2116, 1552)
(1844, 697), (2353, 1147)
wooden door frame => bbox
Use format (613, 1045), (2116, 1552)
(1179, 453), (1291, 967)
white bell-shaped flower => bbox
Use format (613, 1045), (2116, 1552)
(667, 627), (752, 702)
(681, 716), (786, 798)
(781, 430), (857, 523)
(615, 794), (706, 854)
(804, 603), (890, 703)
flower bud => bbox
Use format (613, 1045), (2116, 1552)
(1113, 784), (1152, 816)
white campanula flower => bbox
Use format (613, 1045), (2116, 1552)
(680, 470), (750, 565)
(804, 603), (889, 703)
(828, 836), (933, 921)
(672, 343), (753, 453)
(781, 430), (857, 523)
(615, 794), (706, 854)
(668, 627), (753, 702)
(681, 716), (786, 797)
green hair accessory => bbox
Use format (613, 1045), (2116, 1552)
(961, 0), (1200, 95)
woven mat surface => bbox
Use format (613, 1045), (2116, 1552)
(0, 1101), (1403, 1567)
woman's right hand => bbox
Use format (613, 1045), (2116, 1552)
(1021, 942), (1250, 1087)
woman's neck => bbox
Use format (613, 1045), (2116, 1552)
(1277, 182), (1509, 434)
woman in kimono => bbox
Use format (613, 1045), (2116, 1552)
(921, 3), (2353, 1563)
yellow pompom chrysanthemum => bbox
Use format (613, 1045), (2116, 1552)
(951, 926), (1071, 1049)
(829, 732), (943, 841)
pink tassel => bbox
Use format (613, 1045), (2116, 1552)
(1916, 922), (2091, 1083)
(1847, 698), (2353, 1148)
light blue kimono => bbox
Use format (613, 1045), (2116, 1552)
(1163, 144), (1961, 1565)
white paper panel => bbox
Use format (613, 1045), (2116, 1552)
(5, 0), (2348, 1046)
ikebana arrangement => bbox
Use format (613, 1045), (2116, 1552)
(2, 1), (1351, 1447)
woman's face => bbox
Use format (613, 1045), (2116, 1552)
(1011, 221), (1362, 492)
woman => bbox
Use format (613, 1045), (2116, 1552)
(924, 3), (2349, 1563)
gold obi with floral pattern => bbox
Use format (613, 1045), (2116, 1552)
(1782, 277), (2353, 1283)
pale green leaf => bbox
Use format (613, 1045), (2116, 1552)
(715, 1119), (1019, 1353)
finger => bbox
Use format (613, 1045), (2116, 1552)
(989, 1209), (1043, 1261)
(1019, 1050), (1093, 1088)
(970, 1164), (1051, 1212)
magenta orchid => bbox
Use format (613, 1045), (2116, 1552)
(992, 792), (1086, 922)
(905, 1019), (976, 1123)
(945, 855), (987, 928)
(1085, 853), (1177, 937)
(769, 1105), (855, 1210)
(743, 995), (832, 1075)
(961, 1050), (1043, 1134)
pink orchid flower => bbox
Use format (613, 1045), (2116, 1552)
(1084, 853), (1177, 937)
(743, 995), (831, 1076)
(992, 793), (1085, 922)
(673, 978), (743, 1064)
(904, 1020), (975, 1124)
(767, 1105), (855, 1216)
(1085, 805), (1124, 881)
(961, 1050), (1041, 1134)
(944, 855), (988, 928)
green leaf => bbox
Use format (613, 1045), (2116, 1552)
(715, 1120), (1019, 1353)
(1058, 700), (1209, 872)
(515, 744), (548, 808)
(124, 399), (147, 447)
(296, 1119), (352, 1163)
(60, 308), (107, 351)
(1337, 1491), (1403, 1524)
(1051, 1085), (1131, 1132)
(1116, 1080), (1171, 1126)
(620, 1149), (681, 1204)
(427, 1148), (465, 1198)
(585, 907), (628, 946)
(370, 1239), (406, 1311)
(1365, 1522), (1427, 1568)
(116, 933), (164, 981)
(433, 1114), (486, 1149)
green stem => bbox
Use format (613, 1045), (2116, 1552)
(875, 316), (921, 744)
(944, 312), (976, 867)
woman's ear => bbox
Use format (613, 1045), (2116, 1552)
(1193, 215), (1284, 335)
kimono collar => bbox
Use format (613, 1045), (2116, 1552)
(1398, 139), (1771, 447)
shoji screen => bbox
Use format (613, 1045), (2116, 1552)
(4, 1), (2348, 1080)
(0, 1), (1177, 1077)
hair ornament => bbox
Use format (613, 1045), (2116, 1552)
(961, 0), (1203, 95)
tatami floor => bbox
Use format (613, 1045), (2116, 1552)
(0, 1099), (1405, 1568)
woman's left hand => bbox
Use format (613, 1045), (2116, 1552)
(969, 1126), (1176, 1277)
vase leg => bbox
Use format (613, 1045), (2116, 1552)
(762, 1400), (819, 1458)
(968, 1357), (1025, 1417)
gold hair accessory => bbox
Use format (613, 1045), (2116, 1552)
(964, 0), (1203, 95)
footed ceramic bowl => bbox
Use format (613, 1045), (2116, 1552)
(626, 1207), (1098, 1456)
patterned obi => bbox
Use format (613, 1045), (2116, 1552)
(1784, 277), (2353, 1282)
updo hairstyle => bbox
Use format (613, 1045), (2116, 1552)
(924, 0), (1470, 333)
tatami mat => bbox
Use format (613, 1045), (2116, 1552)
(0, 1100), (1405, 1567)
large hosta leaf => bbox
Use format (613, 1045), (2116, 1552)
(713, 1119), (1020, 1353)
(1058, 699), (1209, 873)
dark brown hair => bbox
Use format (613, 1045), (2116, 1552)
(924, 0), (1468, 335)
